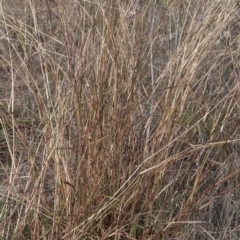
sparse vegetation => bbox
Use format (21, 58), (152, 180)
(0, 0), (240, 239)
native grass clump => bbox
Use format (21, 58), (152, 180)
(0, 0), (240, 239)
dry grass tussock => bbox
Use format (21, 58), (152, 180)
(0, 0), (240, 239)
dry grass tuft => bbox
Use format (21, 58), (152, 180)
(0, 0), (240, 239)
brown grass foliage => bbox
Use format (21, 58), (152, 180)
(0, 0), (240, 239)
